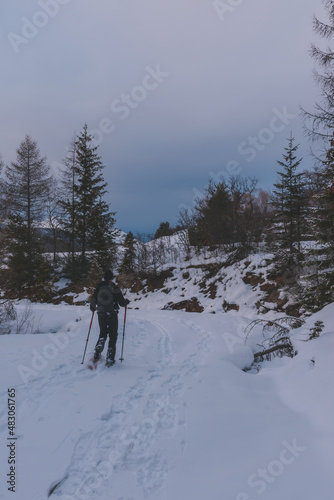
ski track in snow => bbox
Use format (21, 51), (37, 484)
(54, 315), (210, 499)
(0, 313), (214, 500)
(0, 357), (80, 435)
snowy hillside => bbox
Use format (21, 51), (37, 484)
(125, 248), (272, 314)
(1, 298), (334, 499)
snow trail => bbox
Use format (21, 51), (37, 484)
(50, 313), (210, 500)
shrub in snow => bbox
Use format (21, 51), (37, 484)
(307, 320), (324, 340)
(14, 302), (41, 335)
(0, 299), (16, 334)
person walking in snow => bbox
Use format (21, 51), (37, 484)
(90, 269), (129, 366)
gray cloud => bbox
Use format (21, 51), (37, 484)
(0, 0), (323, 232)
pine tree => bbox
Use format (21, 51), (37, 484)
(270, 136), (307, 254)
(4, 136), (53, 296)
(72, 124), (116, 277)
(119, 232), (137, 274)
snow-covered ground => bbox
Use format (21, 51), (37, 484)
(1, 300), (334, 500)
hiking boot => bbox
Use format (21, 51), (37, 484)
(105, 359), (115, 367)
(93, 353), (100, 363)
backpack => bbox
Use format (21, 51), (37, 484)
(96, 283), (116, 313)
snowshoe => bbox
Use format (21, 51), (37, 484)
(105, 359), (115, 368)
(88, 356), (102, 370)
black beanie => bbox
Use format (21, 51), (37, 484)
(104, 269), (113, 281)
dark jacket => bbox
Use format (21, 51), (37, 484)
(90, 280), (129, 314)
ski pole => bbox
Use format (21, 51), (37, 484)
(119, 305), (127, 363)
(81, 311), (95, 364)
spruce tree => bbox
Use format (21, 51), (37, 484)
(72, 124), (116, 277)
(59, 138), (80, 278)
(270, 136), (307, 254)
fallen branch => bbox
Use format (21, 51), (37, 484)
(254, 342), (294, 362)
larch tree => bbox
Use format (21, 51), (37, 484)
(4, 135), (53, 296)
(0, 155), (7, 264)
(303, 0), (334, 144)
(300, 0), (334, 306)
(301, 135), (334, 308)
(313, 133), (334, 251)
(46, 176), (63, 265)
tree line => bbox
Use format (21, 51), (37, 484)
(0, 129), (333, 307)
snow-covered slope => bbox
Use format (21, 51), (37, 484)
(1, 301), (334, 500)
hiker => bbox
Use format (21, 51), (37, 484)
(90, 269), (129, 366)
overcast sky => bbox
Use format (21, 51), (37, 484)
(0, 0), (327, 233)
